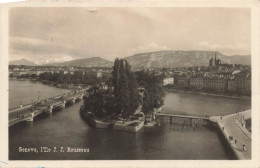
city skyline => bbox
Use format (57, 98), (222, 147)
(10, 8), (250, 64)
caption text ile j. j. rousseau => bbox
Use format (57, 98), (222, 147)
(19, 147), (90, 153)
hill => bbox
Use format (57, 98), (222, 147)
(124, 50), (251, 69)
(9, 59), (36, 66)
(49, 57), (113, 67)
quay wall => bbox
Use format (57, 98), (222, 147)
(208, 121), (237, 160)
(164, 88), (251, 100)
(94, 120), (144, 133)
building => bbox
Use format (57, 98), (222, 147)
(163, 77), (174, 86)
(97, 71), (102, 78)
(203, 77), (227, 91)
(227, 72), (251, 93)
(190, 77), (203, 89)
(209, 53), (222, 67)
(177, 76), (190, 88)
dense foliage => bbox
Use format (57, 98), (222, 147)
(38, 71), (111, 86)
(136, 70), (165, 116)
(83, 58), (142, 120)
(81, 59), (165, 122)
(83, 86), (115, 118)
(112, 59), (141, 120)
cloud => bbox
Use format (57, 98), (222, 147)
(196, 41), (250, 55)
(9, 8), (250, 63)
(9, 36), (89, 64)
(127, 43), (169, 56)
(10, 49), (75, 64)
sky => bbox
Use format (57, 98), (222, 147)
(9, 7), (251, 64)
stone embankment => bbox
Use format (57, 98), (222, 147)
(209, 110), (251, 160)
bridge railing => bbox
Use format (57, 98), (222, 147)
(9, 89), (87, 112)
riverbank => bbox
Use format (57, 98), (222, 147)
(164, 88), (251, 100)
(209, 110), (251, 160)
(94, 119), (144, 132)
(9, 77), (88, 90)
(80, 112), (145, 133)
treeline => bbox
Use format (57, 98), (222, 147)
(38, 71), (111, 85)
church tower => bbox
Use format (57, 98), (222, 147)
(214, 52), (217, 66)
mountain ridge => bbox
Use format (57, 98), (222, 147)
(9, 50), (251, 68)
(48, 57), (113, 67)
(9, 59), (36, 66)
(124, 50), (251, 68)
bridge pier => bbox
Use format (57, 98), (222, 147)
(71, 97), (76, 104)
(79, 94), (84, 100)
(190, 118), (192, 126)
(26, 112), (34, 122)
(66, 98), (75, 105)
(46, 106), (53, 113)
(76, 94), (83, 101)
(61, 102), (66, 108)
(170, 116), (173, 124)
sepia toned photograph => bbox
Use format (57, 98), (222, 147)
(6, 6), (252, 162)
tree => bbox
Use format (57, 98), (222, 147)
(111, 59), (141, 119)
(142, 89), (151, 116)
(83, 86), (105, 118)
(141, 71), (165, 121)
(118, 59), (130, 120)
(125, 60), (141, 116)
(82, 58), (141, 121)
(112, 58), (120, 115)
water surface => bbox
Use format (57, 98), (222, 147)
(9, 80), (251, 160)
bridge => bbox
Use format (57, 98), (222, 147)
(9, 89), (87, 127)
(155, 112), (209, 126)
(156, 109), (251, 160)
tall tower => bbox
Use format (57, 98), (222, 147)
(214, 52), (217, 66)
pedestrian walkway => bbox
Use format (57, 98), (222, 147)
(209, 110), (251, 160)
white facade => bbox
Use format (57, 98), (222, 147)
(163, 77), (174, 85)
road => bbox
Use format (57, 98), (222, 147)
(210, 110), (251, 160)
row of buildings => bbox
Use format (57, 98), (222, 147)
(163, 56), (251, 94)
(164, 71), (251, 93)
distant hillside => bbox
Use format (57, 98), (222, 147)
(9, 59), (36, 66)
(49, 57), (113, 67)
(124, 50), (251, 69)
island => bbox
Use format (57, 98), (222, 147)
(79, 58), (165, 132)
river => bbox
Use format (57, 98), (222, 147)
(9, 80), (70, 109)
(9, 80), (251, 160)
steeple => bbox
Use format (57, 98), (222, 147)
(214, 52), (217, 65)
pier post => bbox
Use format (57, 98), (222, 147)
(170, 116), (172, 124)
(190, 118), (192, 126)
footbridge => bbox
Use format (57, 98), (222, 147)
(9, 89), (87, 127)
(155, 112), (209, 126)
(156, 109), (251, 160)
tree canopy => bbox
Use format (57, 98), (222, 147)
(83, 58), (141, 120)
